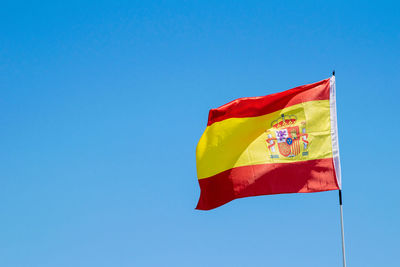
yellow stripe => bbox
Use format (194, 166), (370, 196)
(196, 100), (333, 179)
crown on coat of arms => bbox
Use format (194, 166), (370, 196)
(271, 114), (297, 128)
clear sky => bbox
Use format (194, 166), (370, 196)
(1, 1), (399, 266)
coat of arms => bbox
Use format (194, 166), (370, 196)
(266, 114), (309, 158)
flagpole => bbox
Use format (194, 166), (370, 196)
(338, 190), (346, 267)
(332, 70), (346, 267)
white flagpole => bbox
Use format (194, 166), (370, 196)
(333, 70), (346, 266)
(339, 190), (346, 267)
(332, 70), (346, 266)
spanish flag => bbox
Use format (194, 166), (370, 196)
(196, 76), (341, 210)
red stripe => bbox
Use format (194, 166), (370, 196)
(196, 158), (339, 210)
(207, 78), (331, 126)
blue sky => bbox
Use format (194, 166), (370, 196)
(1, 1), (399, 266)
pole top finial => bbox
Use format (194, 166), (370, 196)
(332, 70), (335, 76)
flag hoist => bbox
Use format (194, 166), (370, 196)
(195, 72), (346, 266)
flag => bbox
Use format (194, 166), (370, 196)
(196, 76), (341, 210)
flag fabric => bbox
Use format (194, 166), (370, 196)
(196, 76), (341, 210)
